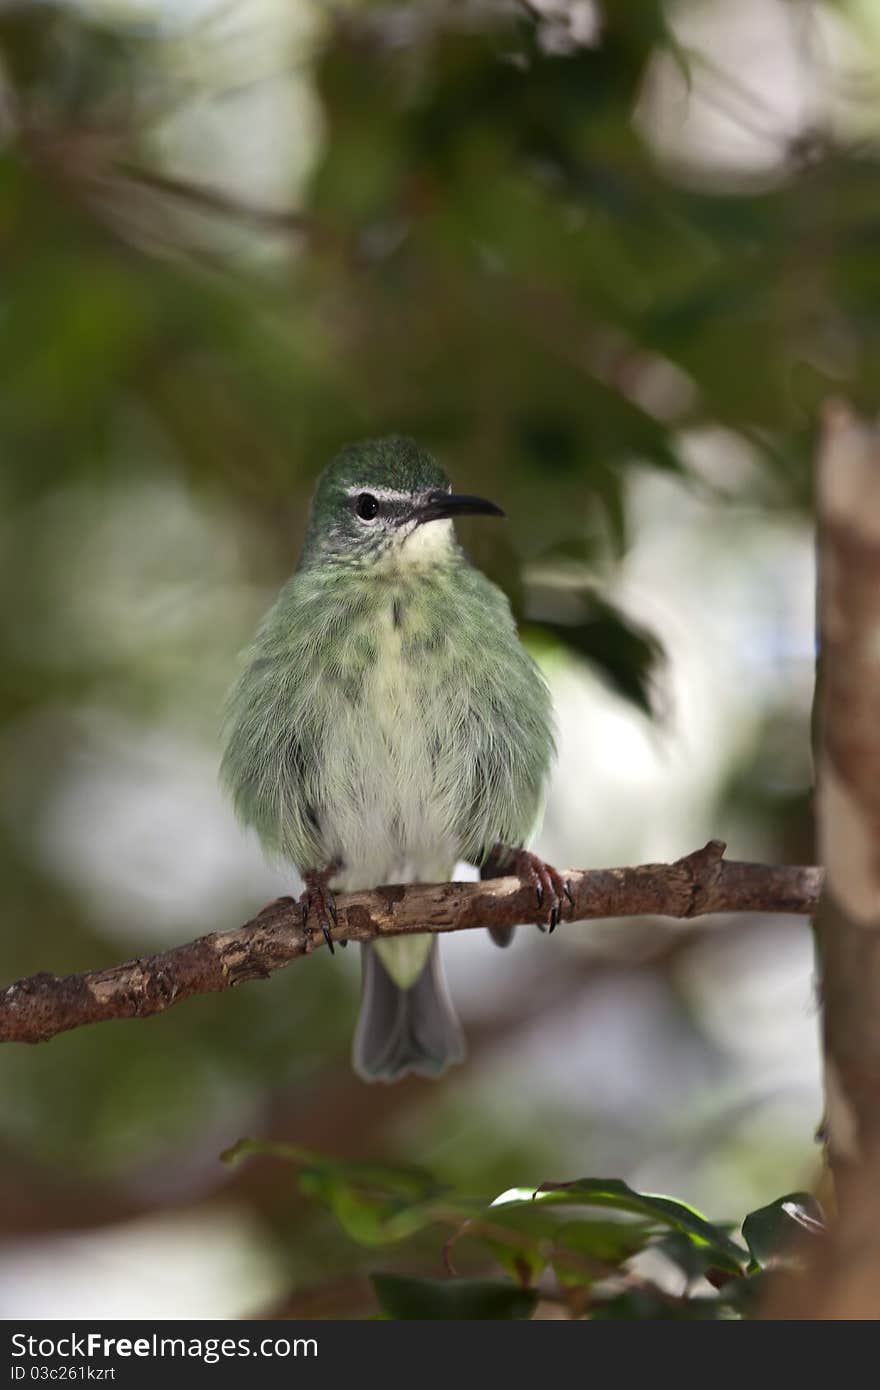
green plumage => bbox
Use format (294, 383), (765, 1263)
(220, 437), (555, 1080)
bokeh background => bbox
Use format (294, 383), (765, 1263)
(2, 0), (874, 1317)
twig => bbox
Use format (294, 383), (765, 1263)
(118, 164), (318, 239)
(0, 841), (821, 1045)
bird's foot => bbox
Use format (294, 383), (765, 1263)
(510, 849), (573, 933)
(299, 865), (341, 954)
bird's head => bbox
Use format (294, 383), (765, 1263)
(301, 436), (504, 571)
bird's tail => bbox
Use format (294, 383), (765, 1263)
(353, 937), (465, 1083)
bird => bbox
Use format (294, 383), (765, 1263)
(220, 436), (567, 1082)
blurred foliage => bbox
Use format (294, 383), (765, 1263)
(2, 0), (862, 723)
(0, 0), (843, 1314)
(226, 1137), (825, 1318)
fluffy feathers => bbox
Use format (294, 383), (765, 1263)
(220, 437), (555, 1080)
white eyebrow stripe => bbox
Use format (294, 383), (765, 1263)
(343, 485), (414, 502)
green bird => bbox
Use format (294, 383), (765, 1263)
(221, 437), (566, 1082)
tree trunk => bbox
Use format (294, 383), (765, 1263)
(766, 402), (880, 1317)
(814, 401), (880, 1172)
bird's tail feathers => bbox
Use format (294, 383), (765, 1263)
(353, 937), (465, 1083)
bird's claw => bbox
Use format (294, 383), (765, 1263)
(510, 850), (569, 934)
(299, 868), (341, 955)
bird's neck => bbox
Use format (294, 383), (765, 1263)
(309, 518), (462, 584)
(380, 518), (457, 575)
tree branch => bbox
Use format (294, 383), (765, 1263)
(117, 165), (319, 240)
(0, 841), (821, 1045)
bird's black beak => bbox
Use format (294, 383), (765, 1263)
(415, 490), (505, 524)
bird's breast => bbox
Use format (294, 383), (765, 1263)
(320, 584), (461, 888)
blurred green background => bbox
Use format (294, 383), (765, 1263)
(0, 0), (868, 1316)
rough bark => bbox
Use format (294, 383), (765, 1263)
(814, 401), (880, 1169)
(0, 840), (819, 1045)
(764, 403), (880, 1320)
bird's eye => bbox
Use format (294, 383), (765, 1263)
(355, 493), (379, 521)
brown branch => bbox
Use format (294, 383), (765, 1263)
(0, 841), (821, 1045)
(117, 165), (319, 240)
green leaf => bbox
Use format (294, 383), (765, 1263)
(222, 1138), (459, 1245)
(549, 1215), (656, 1265)
(296, 1159), (457, 1246)
(439, 1194), (660, 1290)
(742, 1193), (825, 1269)
(371, 1273), (538, 1321)
(522, 595), (664, 717)
(484, 1198), (655, 1267)
(652, 1231), (726, 1283)
(486, 1240), (546, 1290)
(525, 1179), (746, 1273)
(220, 1136), (315, 1167)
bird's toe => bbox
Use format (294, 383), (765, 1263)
(511, 849), (565, 934)
(299, 868), (341, 954)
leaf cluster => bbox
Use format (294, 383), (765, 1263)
(225, 1139), (825, 1319)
